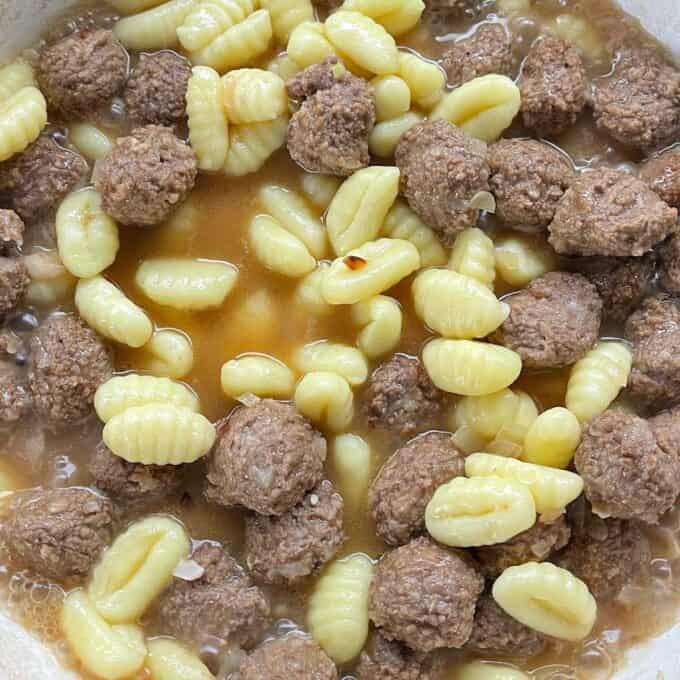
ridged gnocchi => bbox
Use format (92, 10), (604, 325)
(221, 354), (296, 398)
(352, 295), (402, 358)
(494, 233), (558, 287)
(371, 75), (411, 121)
(287, 21), (337, 67)
(457, 661), (530, 680)
(369, 110), (424, 158)
(267, 53), (302, 81)
(398, 52), (445, 109)
(177, 0), (256, 52)
(295, 263), (333, 317)
(249, 214), (316, 277)
(114, 0), (195, 49)
(301, 173), (341, 209)
(425, 476), (536, 547)
(146, 638), (215, 680)
(294, 341), (369, 386)
(294, 371), (354, 432)
(0, 86), (47, 162)
(522, 407), (581, 469)
(103, 404), (217, 464)
(140, 328), (195, 379)
(343, 0), (424, 36)
(24, 250), (77, 307)
(260, 0), (314, 43)
(307, 554), (374, 663)
(492, 562), (597, 641)
(333, 434), (372, 509)
(449, 227), (496, 289)
(0, 59), (35, 101)
(69, 123), (114, 161)
(222, 69), (288, 124)
(223, 116), (288, 176)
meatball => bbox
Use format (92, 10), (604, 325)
(0, 256), (29, 317)
(660, 233), (680, 296)
(624, 294), (680, 345)
(244, 480), (345, 584)
(442, 23), (514, 87)
(592, 48), (680, 151)
(640, 146), (680, 209)
(0, 361), (31, 424)
(573, 254), (656, 324)
(287, 57), (343, 102)
(395, 120), (490, 245)
(89, 442), (183, 504)
(287, 62), (375, 176)
(548, 167), (678, 257)
(423, 0), (482, 31)
(474, 515), (571, 579)
(0, 209), (24, 255)
(489, 138), (575, 231)
(369, 536), (484, 651)
(465, 595), (546, 657)
(95, 125), (197, 227)
(38, 29), (128, 119)
(356, 632), (441, 680)
(124, 51), (191, 128)
(240, 635), (337, 680)
(205, 399), (327, 516)
(0, 136), (88, 223)
(650, 405), (680, 474)
(28, 314), (112, 425)
(574, 410), (680, 524)
(369, 432), (466, 546)
(557, 512), (650, 601)
(0, 487), (115, 582)
(519, 36), (586, 137)
(156, 542), (270, 648)
(363, 354), (445, 439)
(494, 271), (602, 369)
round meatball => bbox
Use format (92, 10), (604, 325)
(369, 432), (466, 546)
(0, 256), (29, 316)
(0, 361), (31, 424)
(124, 51), (191, 128)
(489, 138), (575, 230)
(592, 48), (680, 151)
(465, 595), (546, 657)
(156, 542), (270, 648)
(474, 515), (571, 579)
(287, 57), (343, 102)
(574, 410), (680, 524)
(625, 294), (680, 345)
(442, 22), (514, 87)
(28, 314), (112, 425)
(95, 125), (197, 227)
(548, 167), (678, 257)
(244, 480), (345, 584)
(640, 146), (680, 209)
(650, 405), (680, 476)
(519, 36), (586, 137)
(89, 442), (183, 504)
(369, 536), (484, 651)
(494, 271), (602, 369)
(395, 120), (490, 245)
(205, 399), (327, 516)
(356, 632), (441, 680)
(0, 136), (88, 223)
(0, 487), (115, 582)
(38, 29), (128, 119)
(573, 254), (656, 324)
(363, 354), (445, 439)
(0, 209), (24, 255)
(240, 635), (337, 680)
(660, 233), (680, 296)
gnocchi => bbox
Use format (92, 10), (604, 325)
(332, 434), (372, 509)
(24, 250), (76, 307)
(260, 0), (314, 43)
(0, 86), (47, 162)
(103, 404), (217, 464)
(522, 407), (581, 469)
(457, 661), (530, 680)
(351, 294), (402, 358)
(294, 263), (333, 317)
(267, 53), (302, 81)
(307, 553), (374, 663)
(222, 69), (288, 124)
(177, 0), (256, 52)
(249, 214), (316, 277)
(0, 59), (35, 101)
(422, 338), (522, 396)
(146, 638), (215, 680)
(69, 123), (114, 161)
(398, 52), (444, 109)
(494, 233), (558, 287)
(301, 173), (341, 209)
(223, 116), (288, 176)
(425, 476), (536, 547)
(327, 165), (401, 256)
(114, 0), (195, 50)
(369, 111), (424, 158)
(140, 328), (195, 379)
(492, 562), (597, 641)
(342, 0), (423, 37)
(449, 227), (496, 289)
(287, 21), (337, 67)
(547, 14), (607, 61)
(221, 354), (296, 398)
(135, 258), (238, 311)
(371, 75), (411, 121)
(294, 341), (369, 386)
(294, 371), (354, 432)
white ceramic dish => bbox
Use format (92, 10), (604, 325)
(0, 1), (677, 678)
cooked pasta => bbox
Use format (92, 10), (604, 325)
(266, 53), (302, 80)
(371, 75), (411, 121)
(398, 52), (445, 109)
(301, 173), (341, 209)
(146, 638), (215, 680)
(326, 166), (400, 256)
(332, 434), (372, 509)
(294, 341), (369, 386)
(294, 263), (333, 317)
(0, 86), (47, 162)
(103, 404), (217, 464)
(260, 0), (314, 43)
(69, 123), (114, 161)
(369, 110), (423, 158)
(351, 294), (402, 358)
(0, 60), (35, 101)
(177, 0), (255, 52)
(307, 554), (374, 663)
(449, 227), (496, 289)
(23, 250), (77, 307)
(494, 234), (558, 287)
(223, 116), (288, 176)
(187, 65), (230, 171)
(141, 329), (195, 379)
(222, 69), (288, 124)
(342, 0), (424, 37)
(522, 407), (581, 469)
(160, 198), (200, 243)
(286, 21), (338, 67)
(294, 371), (354, 432)
(547, 13), (606, 61)
(457, 661), (530, 680)
(220, 354), (296, 398)
(113, 0), (195, 50)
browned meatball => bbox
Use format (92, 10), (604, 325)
(650, 405), (680, 475)
(573, 254), (656, 323)
(124, 51), (191, 128)
(356, 632), (441, 680)
(494, 272), (602, 369)
(28, 314), (112, 425)
(395, 120), (490, 245)
(95, 125), (197, 227)
(574, 410), (680, 524)
(369, 537), (484, 651)
(38, 29), (128, 119)
(369, 432), (466, 546)
(89, 442), (183, 505)
(240, 635), (337, 680)
(640, 146), (680, 209)
(0, 257), (29, 317)
(489, 138), (575, 230)
(0, 136), (88, 223)
(156, 542), (270, 648)
(624, 294), (680, 345)
(519, 36), (586, 137)
(363, 354), (445, 439)
(660, 234), (680, 296)
(0, 209), (24, 255)
(287, 57), (343, 102)
(424, 0), (482, 31)
(0, 361), (31, 424)
(0, 487), (115, 582)
(548, 167), (678, 257)
(465, 595), (546, 657)
(592, 48), (680, 151)
(205, 399), (327, 516)
(287, 70), (374, 177)
(442, 23), (514, 87)
(244, 480), (345, 584)
(474, 515), (571, 579)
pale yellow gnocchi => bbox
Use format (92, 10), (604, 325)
(494, 233), (558, 287)
(457, 661), (530, 680)
(294, 371), (355, 432)
(140, 329), (195, 379)
(398, 52), (444, 109)
(351, 294), (402, 359)
(449, 227), (496, 289)
(260, 0), (314, 43)
(177, 0), (256, 52)
(223, 116), (288, 176)
(522, 407), (581, 469)
(0, 86), (47, 162)
(221, 354), (296, 398)
(146, 638), (215, 680)
(301, 173), (341, 210)
(114, 0), (195, 50)
(371, 75), (411, 121)
(368, 111), (424, 158)
(222, 68), (288, 124)
(287, 21), (337, 67)
(332, 434), (372, 509)
(294, 341), (369, 386)
(294, 262), (333, 317)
